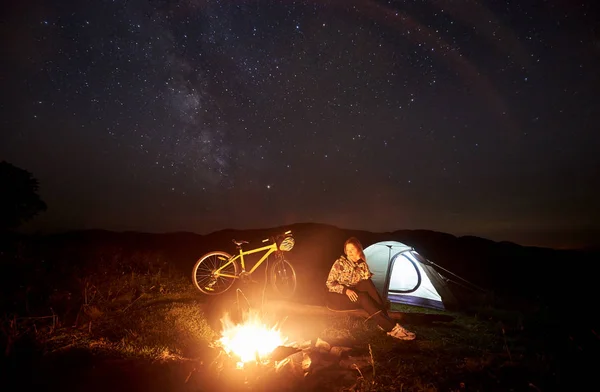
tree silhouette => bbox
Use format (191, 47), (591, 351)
(0, 161), (47, 231)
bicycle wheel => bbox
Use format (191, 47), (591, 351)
(192, 251), (239, 295)
(269, 258), (297, 298)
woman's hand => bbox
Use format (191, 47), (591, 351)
(346, 289), (358, 302)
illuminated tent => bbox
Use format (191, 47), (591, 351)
(364, 241), (459, 310)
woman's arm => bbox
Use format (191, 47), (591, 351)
(357, 259), (373, 280)
(326, 258), (347, 294)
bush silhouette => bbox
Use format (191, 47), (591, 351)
(0, 161), (47, 230)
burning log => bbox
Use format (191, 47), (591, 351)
(270, 345), (302, 362)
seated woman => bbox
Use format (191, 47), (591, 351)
(325, 237), (416, 340)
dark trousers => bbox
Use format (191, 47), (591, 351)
(326, 279), (396, 332)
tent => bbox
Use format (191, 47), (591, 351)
(364, 241), (458, 310)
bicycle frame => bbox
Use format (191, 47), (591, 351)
(214, 241), (280, 279)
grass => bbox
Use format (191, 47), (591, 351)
(308, 307), (505, 391)
(1, 245), (596, 392)
(2, 290), (548, 391)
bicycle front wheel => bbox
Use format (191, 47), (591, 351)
(270, 259), (297, 299)
(192, 251), (238, 295)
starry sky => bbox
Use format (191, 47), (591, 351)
(1, 0), (599, 249)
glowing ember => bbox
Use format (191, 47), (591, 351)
(218, 310), (288, 367)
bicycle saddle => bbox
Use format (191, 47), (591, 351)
(232, 239), (249, 246)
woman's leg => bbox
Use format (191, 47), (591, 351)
(354, 279), (386, 309)
(353, 284), (396, 332)
(326, 291), (360, 311)
(327, 285), (414, 339)
(353, 280), (416, 340)
(357, 297), (395, 331)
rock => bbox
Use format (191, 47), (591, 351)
(315, 337), (331, 352)
(83, 304), (103, 320)
(330, 346), (352, 359)
(302, 352), (312, 371)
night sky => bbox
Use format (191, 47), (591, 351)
(1, 0), (599, 249)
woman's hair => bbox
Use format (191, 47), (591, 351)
(344, 237), (366, 261)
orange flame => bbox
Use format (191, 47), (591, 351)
(218, 309), (288, 368)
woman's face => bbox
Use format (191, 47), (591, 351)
(345, 243), (361, 263)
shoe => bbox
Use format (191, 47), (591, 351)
(387, 323), (416, 340)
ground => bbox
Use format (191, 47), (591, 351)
(2, 276), (594, 392)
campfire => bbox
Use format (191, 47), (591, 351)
(217, 309), (289, 368)
(206, 308), (374, 391)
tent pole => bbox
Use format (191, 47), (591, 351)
(384, 245), (393, 301)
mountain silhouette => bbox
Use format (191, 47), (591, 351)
(13, 222), (592, 312)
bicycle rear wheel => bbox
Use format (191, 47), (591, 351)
(192, 251), (238, 295)
(269, 258), (297, 298)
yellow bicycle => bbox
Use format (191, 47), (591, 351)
(191, 230), (297, 298)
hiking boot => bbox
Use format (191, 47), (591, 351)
(387, 323), (416, 340)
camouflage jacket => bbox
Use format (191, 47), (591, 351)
(326, 255), (373, 294)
